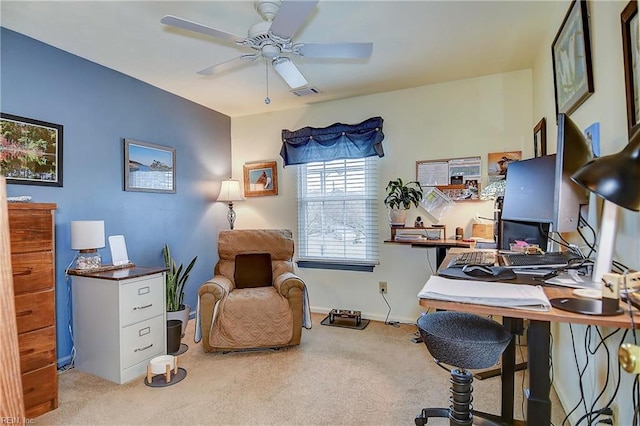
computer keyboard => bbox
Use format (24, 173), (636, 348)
(499, 252), (577, 268)
(449, 251), (496, 267)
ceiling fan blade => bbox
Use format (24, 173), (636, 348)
(161, 15), (245, 43)
(269, 0), (318, 39)
(272, 58), (308, 89)
(294, 42), (373, 59)
(197, 55), (259, 75)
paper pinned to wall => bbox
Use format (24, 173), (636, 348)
(419, 187), (455, 221)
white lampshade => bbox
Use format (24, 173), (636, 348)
(216, 180), (244, 202)
(70, 221), (105, 250)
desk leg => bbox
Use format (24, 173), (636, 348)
(501, 317), (517, 424)
(435, 247), (448, 266)
(527, 320), (551, 425)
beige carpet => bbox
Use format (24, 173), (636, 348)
(38, 313), (565, 425)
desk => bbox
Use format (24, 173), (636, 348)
(384, 238), (474, 265)
(419, 250), (640, 425)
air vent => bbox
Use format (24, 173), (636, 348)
(291, 87), (322, 97)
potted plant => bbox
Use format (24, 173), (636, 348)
(163, 244), (197, 340)
(384, 178), (424, 227)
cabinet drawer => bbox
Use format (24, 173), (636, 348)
(18, 327), (56, 373)
(15, 290), (55, 334)
(9, 210), (54, 254)
(121, 315), (165, 369)
(120, 276), (163, 326)
(12, 251), (54, 294)
(22, 363), (58, 418)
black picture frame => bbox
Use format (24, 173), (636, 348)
(533, 117), (547, 158)
(552, 0), (594, 117)
(0, 113), (63, 187)
(622, 0), (639, 138)
(124, 138), (176, 193)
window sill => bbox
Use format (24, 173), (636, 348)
(296, 260), (376, 272)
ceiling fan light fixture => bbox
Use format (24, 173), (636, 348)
(272, 57), (307, 89)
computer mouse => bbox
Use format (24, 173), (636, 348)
(462, 264), (494, 277)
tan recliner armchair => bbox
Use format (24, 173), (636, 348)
(197, 229), (307, 352)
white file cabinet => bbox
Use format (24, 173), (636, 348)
(71, 266), (167, 384)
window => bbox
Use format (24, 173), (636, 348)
(297, 157), (378, 271)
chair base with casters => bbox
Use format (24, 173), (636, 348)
(414, 311), (512, 426)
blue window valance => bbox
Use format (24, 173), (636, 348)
(280, 116), (385, 166)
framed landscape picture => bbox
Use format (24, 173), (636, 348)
(124, 138), (176, 193)
(552, 0), (594, 116)
(243, 161), (278, 197)
(0, 113), (63, 187)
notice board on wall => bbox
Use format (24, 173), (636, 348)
(416, 156), (482, 201)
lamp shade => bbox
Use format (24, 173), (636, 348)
(70, 221), (105, 250)
(216, 180), (244, 202)
(571, 131), (640, 212)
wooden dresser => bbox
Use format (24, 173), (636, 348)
(8, 203), (58, 418)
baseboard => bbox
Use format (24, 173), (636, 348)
(310, 305), (418, 326)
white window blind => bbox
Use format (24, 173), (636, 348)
(297, 157), (378, 267)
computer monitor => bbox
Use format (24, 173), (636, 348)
(501, 113), (592, 233)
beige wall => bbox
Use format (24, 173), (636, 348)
(531, 1), (639, 424)
(230, 1), (640, 422)
(231, 69), (532, 323)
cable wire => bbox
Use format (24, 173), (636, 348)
(381, 291), (399, 327)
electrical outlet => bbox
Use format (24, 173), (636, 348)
(602, 273), (621, 299)
(625, 271), (640, 289)
(379, 281), (387, 294)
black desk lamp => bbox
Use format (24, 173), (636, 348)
(550, 131), (640, 315)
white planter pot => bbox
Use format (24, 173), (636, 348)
(388, 209), (408, 227)
(167, 304), (190, 338)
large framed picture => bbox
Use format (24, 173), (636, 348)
(0, 113), (63, 187)
(552, 0), (594, 117)
(622, 0), (639, 137)
(243, 160), (278, 197)
(533, 117), (547, 158)
(124, 138), (176, 193)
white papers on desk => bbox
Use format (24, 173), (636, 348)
(418, 276), (551, 311)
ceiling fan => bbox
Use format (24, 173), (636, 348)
(161, 0), (373, 92)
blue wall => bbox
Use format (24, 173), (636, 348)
(1, 28), (231, 366)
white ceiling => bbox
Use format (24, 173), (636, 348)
(0, 1), (563, 118)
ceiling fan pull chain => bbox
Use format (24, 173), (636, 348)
(264, 59), (271, 105)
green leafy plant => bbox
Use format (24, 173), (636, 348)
(163, 244), (197, 312)
(384, 178), (424, 210)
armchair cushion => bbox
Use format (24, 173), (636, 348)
(234, 253), (272, 289)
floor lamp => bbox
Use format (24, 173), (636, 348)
(550, 131), (640, 315)
(217, 179), (244, 230)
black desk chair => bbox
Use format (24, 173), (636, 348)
(415, 311), (512, 426)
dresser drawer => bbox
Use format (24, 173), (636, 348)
(121, 315), (165, 369)
(15, 289), (55, 334)
(12, 251), (54, 294)
(18, 326), (56, 374)
(8, 210), (54, 254)
(22, 363), (58, 418)
(120, 275), (164, 326)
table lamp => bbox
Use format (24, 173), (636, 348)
(217, 179), (244, 230)
(552, 130), (640, 315)
(70, 220), (106, 270)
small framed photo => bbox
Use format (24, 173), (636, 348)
(552, 0), (594, 117)
(0, 113), (63, 187)
(533, 117), (547, 158)
(621, 0), (639, 137)
(243, 161), (278, 197)
(124, 138), (176, 193)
